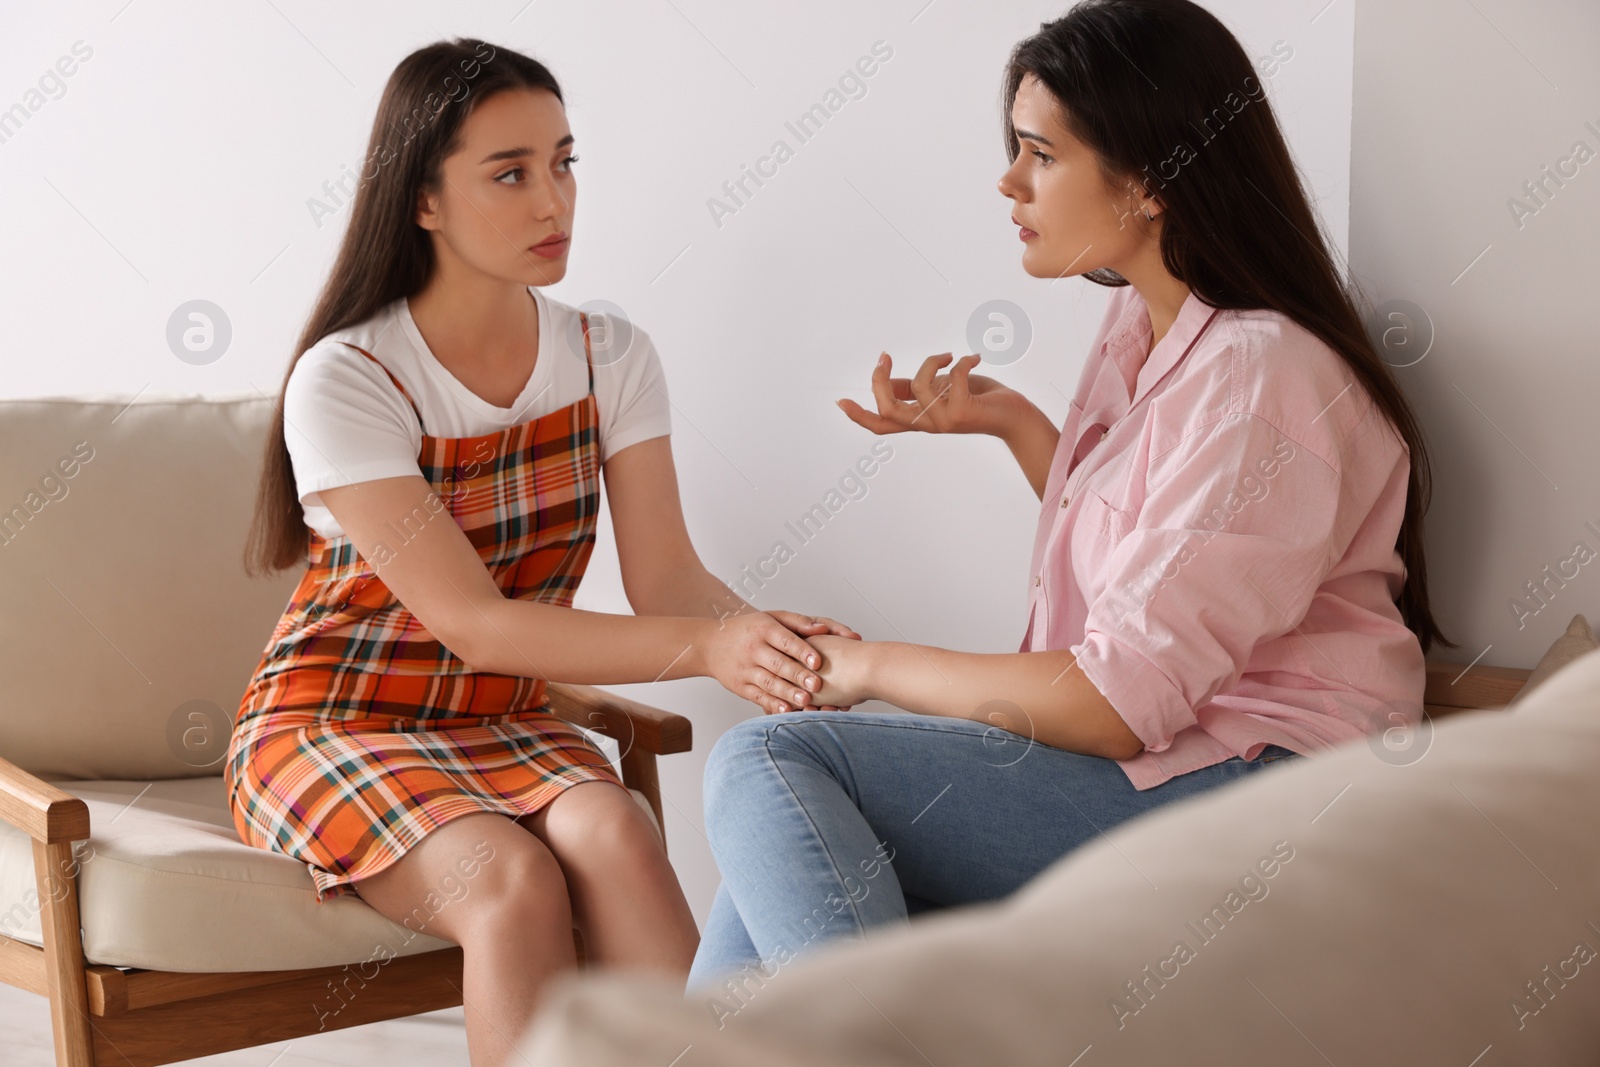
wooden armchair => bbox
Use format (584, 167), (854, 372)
(0, 395), (699, 1066)
(0, 681), (690, 1067)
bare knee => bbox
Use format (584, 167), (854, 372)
(522, 781), (666, 872)
(351, 811), (572, 945)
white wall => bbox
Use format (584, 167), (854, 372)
(1350, 0), (1600, 676)
(1, 0), (1352, 926)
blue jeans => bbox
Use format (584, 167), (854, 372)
(686, 708), (1301, 991)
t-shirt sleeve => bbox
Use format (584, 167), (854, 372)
(1069, 411), (1341, 754)
(596, 322), (672, 463)
(281, 343), (425, 508)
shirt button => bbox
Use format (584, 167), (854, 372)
(1060, 495), (1069, 508)
(1034, 575), (1041, 586)
(1100, 428), (1108, 439)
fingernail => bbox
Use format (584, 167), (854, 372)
(795, 690), (807, 702)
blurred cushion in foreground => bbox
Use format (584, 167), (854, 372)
(517, 645), (1600, 1066)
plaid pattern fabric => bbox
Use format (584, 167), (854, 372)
(226, 311), (626, 904)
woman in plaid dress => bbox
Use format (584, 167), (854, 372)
(231, 39), (856, 1067)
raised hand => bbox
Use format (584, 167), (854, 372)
(836, 351), (1026, 438)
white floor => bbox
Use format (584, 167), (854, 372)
(1, 980), (472, 1066)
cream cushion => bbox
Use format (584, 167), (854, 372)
(0, 775), (660, 972)
(1510, 612), (1598, 706)
(518, 646), (1600, 1065)
(0, 395), (301, 781)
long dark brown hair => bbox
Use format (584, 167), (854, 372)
(1004, 0), (1454, 654)
(244, 38), (564, 577)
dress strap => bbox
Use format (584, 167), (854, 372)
(579, 310), (595, 396)
(336, 342), (423, 422)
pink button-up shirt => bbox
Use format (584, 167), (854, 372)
(1021, 283), (1426, 790)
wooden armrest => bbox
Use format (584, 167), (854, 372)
(0, 753), (89, 844)
(1424, 659), (1532, 711)
(543, 682), (692, 756)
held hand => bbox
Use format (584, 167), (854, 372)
(766, 609), (862, 642)
(802, 633), (874, 708)
(837, 352), (1025, 438)
(702, 610), (826, 716)
(766, 610), (863, 711)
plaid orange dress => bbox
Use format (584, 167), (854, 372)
(225, 311), (627, 904)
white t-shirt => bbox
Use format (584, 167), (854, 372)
(283, 286), (672, 540)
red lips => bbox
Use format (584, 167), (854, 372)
(530, 233), (570, 258)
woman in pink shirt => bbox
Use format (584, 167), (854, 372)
(687, 0), (1456, 994)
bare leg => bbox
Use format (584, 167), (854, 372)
(517, 781), (699, 977)
(350, 811), (575, 1067)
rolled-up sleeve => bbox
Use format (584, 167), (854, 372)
(1070, 412), (1340, 753)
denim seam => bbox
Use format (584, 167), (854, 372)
(788, 714), (1043, 747)
(762, 723), (874, 939)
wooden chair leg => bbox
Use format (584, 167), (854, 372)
(618, 746), (665, 856)
(33, 838), (96, 1067)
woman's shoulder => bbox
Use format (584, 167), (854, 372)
(294, 302), (410, 381)
(288, 304), (419, 418)
(540, 292), (664, 384)
(1209, 305), (1384, 471)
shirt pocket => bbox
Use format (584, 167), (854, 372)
(1068, 487), (1133, 606)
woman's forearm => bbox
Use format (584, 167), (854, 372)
(465, 598), (717, 685)
(451, 563), (761, 685)
(998, 399), (1061, 501)
(859, 642), (1143, 760)
(617, 559), (761, 627)
(629, 563), (756, 622)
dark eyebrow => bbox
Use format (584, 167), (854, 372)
(1013, 127), (1054, 148)
(478, 133), (575, 165)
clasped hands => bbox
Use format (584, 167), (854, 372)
(718, 609), (872, 716)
